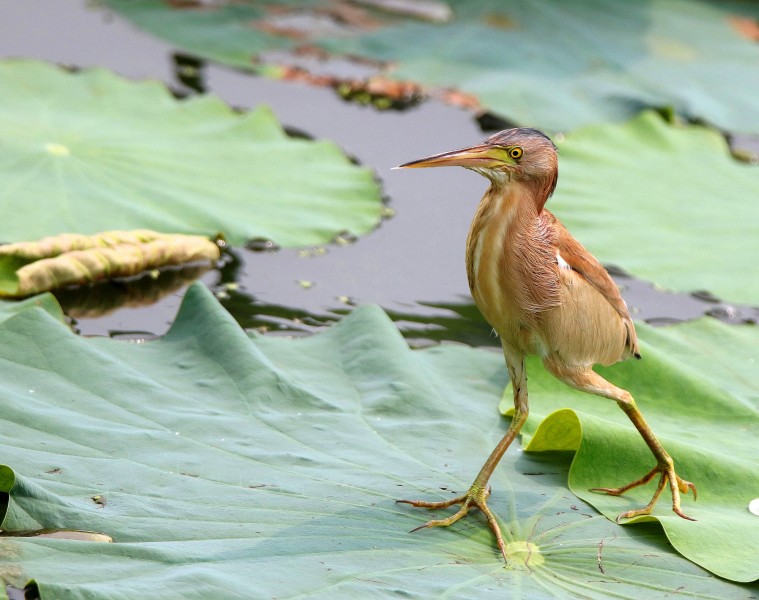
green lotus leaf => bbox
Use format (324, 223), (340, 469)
(0, 284), (756, 597)
(0, 294), (64, 325)
(103, 0), (759, 134)
(0, 60), (382, 246)
(549, 111), (759, 304)
(502, 315), (759, 583)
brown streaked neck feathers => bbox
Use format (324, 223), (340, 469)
(466, 175), (562, 318)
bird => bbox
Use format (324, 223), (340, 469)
(394, 128), (696, 561)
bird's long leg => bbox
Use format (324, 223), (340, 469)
(397, 346), (528, 561)
(543, 360), (696, 522)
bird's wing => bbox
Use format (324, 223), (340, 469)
(541, 210), (640, 358)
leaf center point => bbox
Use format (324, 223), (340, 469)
(504, 541), (545, 570)
(45, 142), (70, 157)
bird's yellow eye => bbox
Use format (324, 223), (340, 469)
(509, 147), (523, 160)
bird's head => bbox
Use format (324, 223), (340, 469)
(396, 128), (558, 203)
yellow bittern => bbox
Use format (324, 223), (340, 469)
(395, 128), (696, 560)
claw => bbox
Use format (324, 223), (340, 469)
(397, 485), (507, 561)
(407, 501), (472, 533)
(593, 462), (697, 522)
(679, 478), (697, 500)
(672, 507), (697, 522)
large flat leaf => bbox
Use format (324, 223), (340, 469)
(0, 60), (382, 246)
(0, 284), (756, 597)
(103, 0), (759, 134)
(550, 111), (759, 304)
(0, 295), (63, 325)
(505, 316), (759, 583)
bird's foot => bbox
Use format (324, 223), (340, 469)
(591, 460), (697, 522)
(397, 484), (508, 561)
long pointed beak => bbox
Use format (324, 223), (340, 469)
(394, 144), (507, 170)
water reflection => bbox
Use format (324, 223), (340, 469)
(61, 239), (758, 340)
(53, 263), (212, 322)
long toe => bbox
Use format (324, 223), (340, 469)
(599, 464), (697, 522)
(676, 475), (697, 499)
(670, 475), (697, 520)
(396, 494), (468, 511)
(397, 485), (508, 561)
(410, 502), (472, 532)
(590, 466), (659, 497)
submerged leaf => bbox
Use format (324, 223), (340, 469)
(0, 60), (382, 246)
(0, 284), (755, 596)
(0, 230), (219, 297)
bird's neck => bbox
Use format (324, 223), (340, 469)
(496, 173), (555, 212)
(466, 181), (534, 291)
(465, 179), (561, 326)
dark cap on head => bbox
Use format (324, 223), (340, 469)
(485, 128), (557, 152)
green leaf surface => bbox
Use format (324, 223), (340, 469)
(0, 60), (382, 246)
(0, 295), (64, 326)
(504, 317), (759, 582)
(0, 285), (756, 596)
(103, 0), (759, 134)
(551, 111), (759, 304)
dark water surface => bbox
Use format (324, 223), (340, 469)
(1, 0), (756, 344)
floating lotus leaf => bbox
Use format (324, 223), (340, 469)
(0, 294), (64, 325)
(0, 284), (755, 598)
(0, 60), (382, 247)
(503, 315), (759, 583)
(103, 0), (759, 134)
(550, 111), (759, 305)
